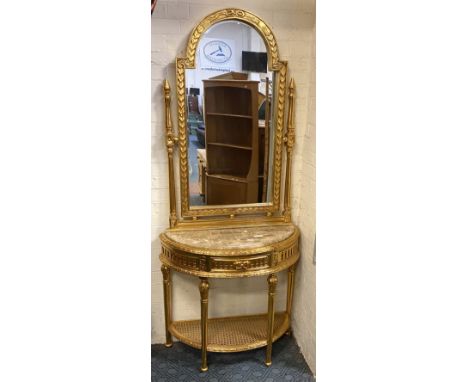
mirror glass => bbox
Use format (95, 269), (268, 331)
(185, 21), (276, 207)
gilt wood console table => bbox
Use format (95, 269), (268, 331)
(159, 223), (300, 371)
(159, 6), (300, 373)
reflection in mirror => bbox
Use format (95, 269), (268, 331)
(185, 21), (276, 207)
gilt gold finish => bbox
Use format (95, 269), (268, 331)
(172, 8), (289, 220)
(286, 263), (297, 317)
(163, 80), (178, 228)
(266, 273), (278, 366)
(169, 312), (289, 352)
(161, 264), (173, 347)
(199, 278), (210, 371)
(262, 77), (271, 202)
(286, 263), (297, 335)
(159, 223), (300, 370)
(283, 79), (296, 222)
(159, 224), (299, 277)
(159, 8), (301, 372)
(185, 9), (280, 69)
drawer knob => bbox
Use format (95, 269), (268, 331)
(234, 260), (250, 270)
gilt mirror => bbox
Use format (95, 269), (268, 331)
(174, 9), (289, 220)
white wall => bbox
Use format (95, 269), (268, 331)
(292, 11), (316, 373)
(152, 0), (315, 374)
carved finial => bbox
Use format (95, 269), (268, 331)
(288, 79), (295, 101)
(286, 77), (296, 151)
(163, 79), (171, 100)
(163, 78), (178, 228)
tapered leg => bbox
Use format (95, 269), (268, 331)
(199, 278), (210, 372)
(161, 265), (173, 347)
(265, 273), (278, 366)
(286, 264), (297, 335)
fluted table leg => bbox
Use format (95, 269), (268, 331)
(199, 277), (210, 372)
(161, 265), (173, 347)
(286, 264), (297, 335)
(265, 273), (278, 366)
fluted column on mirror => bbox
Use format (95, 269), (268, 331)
(163, 79), (178, 228)
(262, 76), (271, 203)
(265, 273), (278, 366)
(283, 78), (296, 222)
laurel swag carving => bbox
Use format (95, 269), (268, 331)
(174, 8), (291, 220)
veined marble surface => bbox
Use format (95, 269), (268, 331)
(165, 225), (295, 249)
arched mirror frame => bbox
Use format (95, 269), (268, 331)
(169, 8), (294, 224)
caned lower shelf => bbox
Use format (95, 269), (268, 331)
(169, 312), (289, 353)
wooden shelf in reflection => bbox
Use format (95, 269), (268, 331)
(206, 112), (253, 119)
(169, 312), (289, 353)
(204, 73), (259, 205)
(207, 142), (253, 150)
(206, 173), (249, 183)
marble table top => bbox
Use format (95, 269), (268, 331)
(164, 224), (296, 250)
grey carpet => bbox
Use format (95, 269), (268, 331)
(152, 334), (314, 382)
